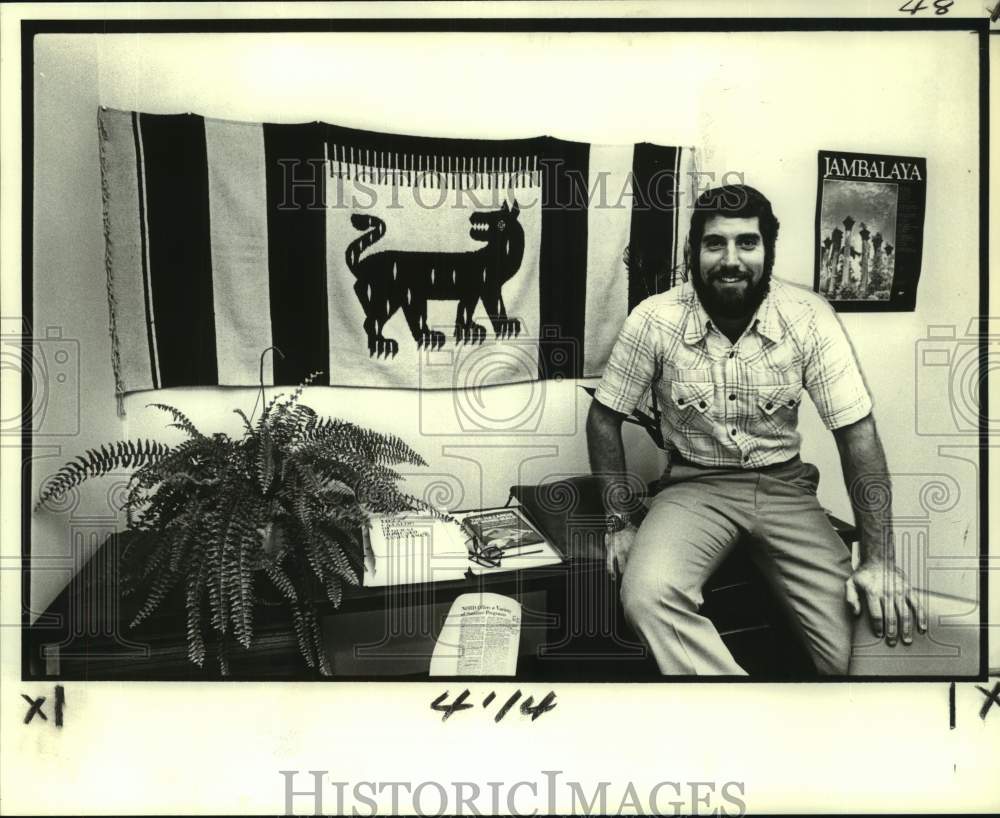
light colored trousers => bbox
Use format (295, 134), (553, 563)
(620, 456), (855, 675)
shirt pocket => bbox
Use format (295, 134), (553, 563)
(753, 382), (802, 438)
(668, 377), (714, 434)
(756, 383), (802, 414)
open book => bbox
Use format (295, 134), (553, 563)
(363, 506), (563, 588)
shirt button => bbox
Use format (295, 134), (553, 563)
(730, 428), (737, 436)
(765, 401), (773, 410)
(729, 350), (736, 359)
(743, 455), (750, 463)
(677, 398), (685, 406)
(698, 400), (707, 409)
(728, 393), (736, 401)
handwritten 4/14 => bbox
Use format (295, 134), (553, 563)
(431, 689), (557, 722)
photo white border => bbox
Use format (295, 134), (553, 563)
(2, 2), (997, 815)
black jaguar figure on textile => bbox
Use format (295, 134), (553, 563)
(345, 200), (525, 358)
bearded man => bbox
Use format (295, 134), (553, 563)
(587, 184), (925, 675)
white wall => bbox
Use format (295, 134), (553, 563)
(32, 31), (981, 629)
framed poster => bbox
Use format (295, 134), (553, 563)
(814, 149), (927, 311)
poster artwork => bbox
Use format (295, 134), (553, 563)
(344, 202), (525, 357)
(814, 150), (926, 311)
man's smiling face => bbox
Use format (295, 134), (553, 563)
(694, 215), (769, 319)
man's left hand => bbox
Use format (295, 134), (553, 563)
(846, 560), (928, 645)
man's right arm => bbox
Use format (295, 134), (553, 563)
(586, 399), (639, 578)
(587, 299), (658, 574)
(586, 399), (629, 510)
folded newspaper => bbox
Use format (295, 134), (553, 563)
(429, 593), (522, 676)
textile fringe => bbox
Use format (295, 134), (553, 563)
(328, 144), (540, 189)
(98, 108), (127, 418)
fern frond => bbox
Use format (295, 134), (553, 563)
(217, 634), (230, 677)
(314, 527), (361, 587)
(214, 502), (244, 637)
(115, 529), (149, 598)
(276, 404), (318, 446)
(297, 457), (404, 504)
(272, 373), (322, 419)
(301, 533), (329, 590)
(307, 606), (332, 676)
(322, 573), (344, 607)
(314, 503), (371, 533)
(290, 603), (316, 669)
(233, 408), (255, 436)
(202, 512), (226, 634)
(283, 458), (328, 499)
(185, 548), (208, 667)
(131, 542), (185, 628)
(256, 428), (275, 494)
(35, 440), (170, 510)
(256, 392), (284, 433)
(293, 419), (426, 467)
(146, 403), (205, 439)
(137, 536), (173, 581)
(228, 506), (262, 648)
(398, 491), (451, 520)
(125, 438), (207, 496)
(167, 507), (201, 574)
(313, 538), (355, 590)
(263, 560), (299, 603)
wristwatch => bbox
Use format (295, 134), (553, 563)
(605, 511), (632, 534)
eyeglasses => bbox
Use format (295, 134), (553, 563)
(467, 540), (544, 568)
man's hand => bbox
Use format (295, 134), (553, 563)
(845, 559), (928, 645)
(605, 526), (637, 580)
(834, 414), (928, 646)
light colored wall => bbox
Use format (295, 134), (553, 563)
(33, 32), (981, 633)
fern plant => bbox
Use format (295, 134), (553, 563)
(35, 369), (432, 676)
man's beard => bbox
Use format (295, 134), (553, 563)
(691, 265), (772, 320)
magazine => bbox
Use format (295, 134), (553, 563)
(461, 508), (546, 552)
(457, 507), (563, 575)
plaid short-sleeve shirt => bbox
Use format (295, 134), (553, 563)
(594, 278), (873, 468)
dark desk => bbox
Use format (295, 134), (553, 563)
(25, 493), (857, 681)
(24, 528), (617, 681)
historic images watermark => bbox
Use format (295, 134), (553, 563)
(279, 769), (748, 816)
(278, 158), (745, 215)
